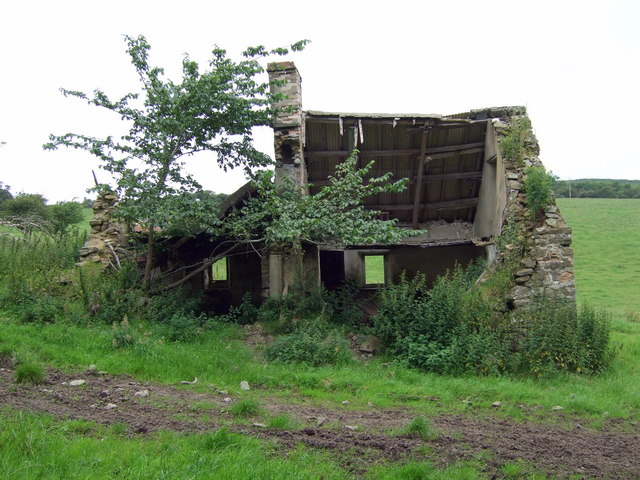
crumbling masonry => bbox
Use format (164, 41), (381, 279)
(77, 191), (128, 268)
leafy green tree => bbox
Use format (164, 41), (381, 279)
(159, 150), (415, 291)
(44, 35), (308, 289)
(49, 201), (84, 237)
(81, 197), (95, 209)
(224, 150), (410, 246)
(0, 193), (51, 235)
(0, 182), (11, 205)
(554, 179), (640, 198)
(1, 193), (49, 220)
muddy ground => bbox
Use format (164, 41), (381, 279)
(1, 367), (639, 479)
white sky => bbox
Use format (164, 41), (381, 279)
(1, 0), (638, 203)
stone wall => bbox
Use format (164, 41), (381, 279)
(262, 62), (309, 298)
(469, 108), (576, 310)
(77, 191), (129, 268)
(267, 62), (308, 191)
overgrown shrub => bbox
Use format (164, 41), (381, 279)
(111, 316), (137, 348)
(256, 276), (328, 332)
(524, 166), (555, 220)
(145, 286), (202, 324)
(373, 266), (615, 376)
(321, 281), (363, 327)
(157, 312), (204, 342)
(220, 292), (259, 325)
(78, 262), (142, 325)
(515, 299), (616, 375)
(265, 319), (351, 366)
(19, 294), (64, 323)
(374, 269), (477, 351)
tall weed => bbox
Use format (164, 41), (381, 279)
(0, 231), (85, 316)
(373, 266), (614, 376)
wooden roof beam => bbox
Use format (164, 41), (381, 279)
(412, 124), (432, 229)
(411, 171), (483, 182)
(309, 170), (483, 187)
(304, 142), (484, 158)
(366, 197), (479, 211)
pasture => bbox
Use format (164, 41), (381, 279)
(0, 198), (639, 479)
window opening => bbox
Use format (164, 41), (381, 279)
(364, 255), (385, 285)
(212, 257), (228, 282)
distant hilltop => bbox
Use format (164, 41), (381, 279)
(554, 179), (640, 198)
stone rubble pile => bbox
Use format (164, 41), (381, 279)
(77, 191), (129, 268)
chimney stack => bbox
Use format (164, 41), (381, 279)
(267, 62), (307, 190)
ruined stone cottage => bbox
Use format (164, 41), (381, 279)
(79, 61), (575, 312)
(256, 62), (575, 311)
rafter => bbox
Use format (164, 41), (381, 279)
(366, 197), (479, 211)
(304, 141), (484, 158)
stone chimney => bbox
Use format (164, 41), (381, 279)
(267, 62), (307, 190)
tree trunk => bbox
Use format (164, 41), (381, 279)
(142, 229), (154, 291)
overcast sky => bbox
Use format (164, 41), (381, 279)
(1, 0), (638, 203)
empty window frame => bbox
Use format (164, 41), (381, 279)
(208, 257), (229, 287)
(364, 254), (385, 286)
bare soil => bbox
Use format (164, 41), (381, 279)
(1, 367), (639, 479)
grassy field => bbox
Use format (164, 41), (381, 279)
(557, 198), (640, 317)
(78, 207), (93, 233)
(1, 198), (639, 479)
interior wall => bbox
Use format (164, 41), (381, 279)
(342, 245), (485, 288)
(473, 122), (506, 239)
(388, 245), (485, 286)
(228, 251), (262, 305)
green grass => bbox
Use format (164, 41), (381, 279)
(0, 409), (351, 480)
(0, 313), (637, 423)
(76, 207), (93, 234)
(557, 198), (640, 316)
(230, 398), (261, 418)
(0, 198), (639, 478)
(365, 254), (385, 284)
(14, 362), (45, 384)
(402, 416), (437, 440)
(212, 257), (228, 281)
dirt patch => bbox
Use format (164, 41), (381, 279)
(1, 367), (639, 479)
(242, 324), (273, 349)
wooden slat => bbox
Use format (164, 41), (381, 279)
(412, 171), (483, 182)
(304, 141), (485, 158)
(366, 197), (479, 211)
(305, 148), (418, 157)
(412, 125), (431, 228)
(310, 170), (483, 187)
(412, 155), (426, 228)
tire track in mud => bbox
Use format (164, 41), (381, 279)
(1, 368), (638, 479)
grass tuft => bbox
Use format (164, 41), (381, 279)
(14, 362), (45, 384)
(403, 416), (437, 441)
(202, 427), (238, 451)
(267, 413), (296, 429)
(230, 398), (261, 418)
